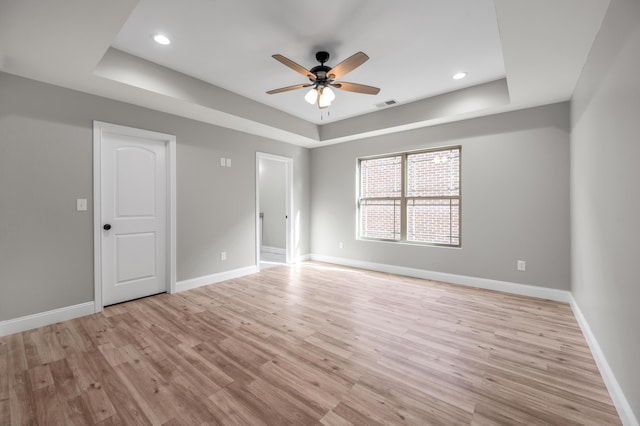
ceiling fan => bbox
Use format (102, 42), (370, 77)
(266, 51), (380, 109)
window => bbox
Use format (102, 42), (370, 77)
(358, 146), (461, 246)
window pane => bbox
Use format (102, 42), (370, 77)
(360, 156), (402, 198)
(360, 199), (401, 240)
(407, 149), (460, 197)
(407, 199), (460, 245)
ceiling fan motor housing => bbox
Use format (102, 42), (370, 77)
(310, 52), (333, 85)
(310, 51), (333, 84)
(310, 66), (331, 81)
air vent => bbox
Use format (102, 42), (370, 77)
(375, 99), (397, 108)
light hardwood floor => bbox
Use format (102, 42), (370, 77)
(0, 262), (621, 425)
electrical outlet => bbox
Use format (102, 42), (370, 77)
(338, 241), (344, 249)
(225, 158), (232, 167)
(220, 157), (226, 167)
(517, 260), (526, 271)
(221, 251), (227, 261)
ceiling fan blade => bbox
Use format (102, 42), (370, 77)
(266, 83), (312, 94)
(327, 52), (369, 80)
(332, 81), (380, 95)
(272, 54), (316, 80)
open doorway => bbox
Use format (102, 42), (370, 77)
(256, 153), (293, 270)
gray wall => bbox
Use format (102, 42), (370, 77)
(311, 102), (571, 290)
(571, 0), (640, 420)
(0, 72), (310, 321)
(259, 158), (286, 249)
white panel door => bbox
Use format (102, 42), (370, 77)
(101, 132), (167, 305)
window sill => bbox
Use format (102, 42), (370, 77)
(357, 237), (461, 249)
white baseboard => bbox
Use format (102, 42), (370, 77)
(309, 254), (572, 303)
(175, 265), (259, 293)
(261, 245), (286, 255)
(0, 301), (96, 337)
(570, 296), (639, 426)
(297, 254), (311, 262)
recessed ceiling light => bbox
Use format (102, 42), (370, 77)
(153, 34), (171, 45)
(452, 72), (467, 80)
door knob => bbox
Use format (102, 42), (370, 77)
(103, 224), (111, 230)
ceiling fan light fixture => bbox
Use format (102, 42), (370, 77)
(318, 95), (331, 108)
(304, 88), (318, 104)
(318, 86), (335, 108)
(452, 72), (467, 80)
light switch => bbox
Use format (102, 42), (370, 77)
(76, 198), (87, 211)
(225, 158), (232, 167)
(220, 157), (226, 167)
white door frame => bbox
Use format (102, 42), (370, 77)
(256, 152), (294, 268)
(93, 121), (177, 312)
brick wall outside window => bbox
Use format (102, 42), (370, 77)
(358, 147), (460, 246)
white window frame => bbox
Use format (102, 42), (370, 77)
(357, 145), (461, 247)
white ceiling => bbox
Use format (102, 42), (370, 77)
(111, 0), (506, 125)
(0, 0), (611, 147)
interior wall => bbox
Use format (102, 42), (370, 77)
(259, 157), (286, 249)
(0, 72), (310, 321)
(570, 0), (640, 420)
(311, 102), (571, 290)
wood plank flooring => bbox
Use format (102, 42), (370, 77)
(0, 261), (621, 425)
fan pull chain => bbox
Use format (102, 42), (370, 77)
(319, 108), (331, 121)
